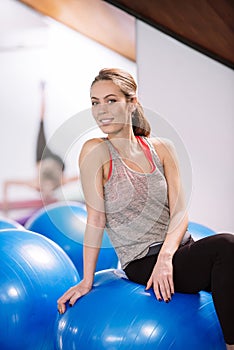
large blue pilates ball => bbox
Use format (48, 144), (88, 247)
(188, 221), (216, 241)
(0, 229), (80, 350)
(26, 201), (119, 278)
(55, 269), (225, 350)
(0, 217), (24, 230)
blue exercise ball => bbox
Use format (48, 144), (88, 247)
(26, 201), (119, 278)
(0, 229), (80, 350)
(55, 269), (225, 350)
(0, 217), (24, 230)
(188, 221), (216, 241)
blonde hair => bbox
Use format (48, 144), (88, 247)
(91, 68), (151, 137)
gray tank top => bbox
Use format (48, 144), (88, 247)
(103, 136), (170, 269)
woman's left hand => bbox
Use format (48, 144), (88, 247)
(145, 254), (174, 302)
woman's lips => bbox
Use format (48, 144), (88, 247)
(99, 118), (114, 125)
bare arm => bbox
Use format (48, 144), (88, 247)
(146, 138), (188, 301)
(57, 139), (106, 313)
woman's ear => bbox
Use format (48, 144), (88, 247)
(130, 96), (137, 104)
(128, 96), (137, 113)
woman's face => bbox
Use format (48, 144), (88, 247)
(90, 80), (132, 135)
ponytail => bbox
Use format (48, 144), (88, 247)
(132, 102), (151, 137)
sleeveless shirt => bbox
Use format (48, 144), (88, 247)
(103, 136), (170, 269)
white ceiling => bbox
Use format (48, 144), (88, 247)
(0, 0), (49, 50)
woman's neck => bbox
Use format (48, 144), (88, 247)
(107, 131), (141, 158)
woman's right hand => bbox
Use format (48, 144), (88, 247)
(57, 280), (92, 314)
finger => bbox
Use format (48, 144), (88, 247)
(153, 282), (162, 301)
(159, 278), (172, 302)
(69, 290), (82, 306)
(57, 303), (65, 314)
(145, 277), (153, 291)
(57, 289), (74, 305)
(57, 289), (77, 313)
(168, 276), (174, 295)
(165, 276), (175, 299)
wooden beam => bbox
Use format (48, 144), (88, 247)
(106, 0), (234, 69)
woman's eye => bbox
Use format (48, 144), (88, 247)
(108, 99), (116, 104)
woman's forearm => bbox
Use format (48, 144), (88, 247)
(82, 245), (100, 287)
(159, 212), (189, 259)
(82, 220), (105, 286)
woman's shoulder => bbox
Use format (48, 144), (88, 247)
(81, 137), (109, 151)
(148, 137), (177, 163)
(149, 137), (174, 148)
(79, 138), (109, 162)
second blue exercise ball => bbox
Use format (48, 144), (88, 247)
(188, 221), (216, 241)
(26, 201), (119, 278)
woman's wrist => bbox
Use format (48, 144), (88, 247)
(82, 276), (94, 288)
(158, 249), (175, 261)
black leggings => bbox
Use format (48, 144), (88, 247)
(36, 121), (65, 170)
(124, 233), (234, 345)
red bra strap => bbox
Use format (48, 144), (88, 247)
(136, 136), (156, 172)
(107, 150), (112, 181)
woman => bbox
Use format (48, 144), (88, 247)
(3, 81), (77, 209)
(57, 68), (234, 349)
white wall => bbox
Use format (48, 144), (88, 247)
(0, 1), (136, 204)
(136, 20), (234, 232)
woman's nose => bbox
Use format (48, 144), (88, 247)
(97, 103), (109, 115)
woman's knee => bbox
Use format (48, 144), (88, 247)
(215, 233), (234, 259)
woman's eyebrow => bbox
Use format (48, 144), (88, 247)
(91, 94), (118, 100)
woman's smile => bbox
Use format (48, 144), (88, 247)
(99, 117), (114, 126)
